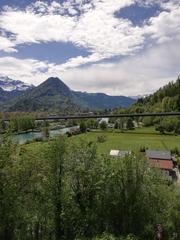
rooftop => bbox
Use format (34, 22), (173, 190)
(149, 159), (174, 170)
(146, 150), (171, 160)
(110, 150), (131, 157)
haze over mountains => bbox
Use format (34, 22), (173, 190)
(0, 76), (135, 112)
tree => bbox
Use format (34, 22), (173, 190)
(42, 126), (50, 139)
(80, 121), (87, 133)
(0, 120), (6, 132)
(114, 121), (119, 129)
(67, 140), (102, 238)
(48, 136), (67, 240)
(100, 121), (107, 130)
(175, 120), (180, 134)
(86, 119), (98, 129)
(100, 153), (174, 239)
(126, 118), (134, 130)
(0, 136), (18, 240)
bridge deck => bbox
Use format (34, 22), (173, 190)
(3, 112), (180, 121)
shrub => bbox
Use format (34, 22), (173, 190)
(100, 121), (108, 130)
(97, 135), (107, 143)
(171, 147), (180, 156)
(80, 121), (87, 133)
(139, 146), (147, 152)
(66, 131), (72, 137)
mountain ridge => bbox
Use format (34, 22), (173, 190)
(0, 76), (136, 112)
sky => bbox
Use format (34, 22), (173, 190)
(0, 0), (180, 96)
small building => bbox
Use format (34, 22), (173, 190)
(110, 150), (131, 158)
(99, 118), (109, 124)
(145, 150), (175, 179)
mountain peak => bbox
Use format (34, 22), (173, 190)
(39, 77), (71, 94)
(42, 77), (68, 87)
(0, 75), (34, 91)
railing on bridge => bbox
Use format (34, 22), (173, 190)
(3, 112), (180, 121)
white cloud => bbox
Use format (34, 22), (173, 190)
(0, 57), (51, 85)
(146, 2), (180, 43)
(0, 0), (180, 95)
(0, 0), (144, 61)
(0, 38), (179, 96)
(0, 0), (179, 65)
(60, 40), (180, 95)
(0, 35), (17, 52)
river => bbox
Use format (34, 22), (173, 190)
(11, 126), (79, 144)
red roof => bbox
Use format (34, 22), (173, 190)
(149, 159), (173, 170)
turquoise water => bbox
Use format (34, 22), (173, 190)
(11, 126), (78, 144)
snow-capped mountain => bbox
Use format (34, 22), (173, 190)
(0, 76), (34, 91)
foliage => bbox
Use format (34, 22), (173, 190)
(126, 118), (134, 130)
(0, 136), (19, 239)
(92, 233), (139, 240)
(0, 135), (180, 240)
(155, 117), (180, 134)
(100, 121), (108, 130)
(128, 77), (180, 133)
(42, 126), (50, 139)
(142, 117), (154, 127)
(80, 121), (87, 133)
(135, 77), (180, 112)
(97, 135), (107, 143)
(9, 115), (35, 132)
(86, 119), (99, 129)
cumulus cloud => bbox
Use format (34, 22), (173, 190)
(60, 40), (180, 96)
(146, 2), (180, 43)
(0, 38), (179, 96)
(0, 0), (144, 62)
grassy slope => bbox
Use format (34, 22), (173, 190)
(22, 127), (180, 155)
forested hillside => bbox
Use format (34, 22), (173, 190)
(131, 77), (180, 113)
(126, 77), (180, 134)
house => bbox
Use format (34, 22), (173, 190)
(145, 150), (175, 179)
(99, 118), (109, 124)
(110, 150), (131, 157)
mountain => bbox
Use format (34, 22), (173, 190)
(0, 77), (136, 112)
(0, 76), (34, 91)
(131, 77), (180, 112)
(0, 87), (25, 111)
(8, 77), (81, 113)
(73, 91), (135, 109)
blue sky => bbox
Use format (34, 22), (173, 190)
(0, 0), (180, 95)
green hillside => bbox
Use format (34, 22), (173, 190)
(131, 77), (180, 113)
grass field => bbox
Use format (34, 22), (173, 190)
(70, 127), (180, 154)
(23, 127), (180, 156)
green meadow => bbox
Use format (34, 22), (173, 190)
(23, 127), (180, 155)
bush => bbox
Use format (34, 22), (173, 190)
(80, 121), (87, 133)
(97, 135), (107, 143)
(66, 131), (72, 137)
(139, 146), (147, 152)
(171, 147), (180, 156)
(126, 118), (134, 130)
(100, 121), (108, 130)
